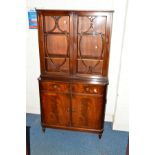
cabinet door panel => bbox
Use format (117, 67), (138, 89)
(71, 94), (105, 129)
(37, 11), (72, 75)
(40, 92), (70, 126)
(76, 14), (107, 76)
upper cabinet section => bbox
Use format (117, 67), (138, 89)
(37, 10), (113, 79)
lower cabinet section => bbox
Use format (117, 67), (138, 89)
(39, 80), (107, 138)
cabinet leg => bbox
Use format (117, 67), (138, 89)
(42, 127), (46, 133)
(98, 133), (102, 139)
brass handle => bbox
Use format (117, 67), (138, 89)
(95, 45), (98, 49)
(53, 84), (58, 89)
(93, 88), (98, 93)
(85, 87), (90, 92)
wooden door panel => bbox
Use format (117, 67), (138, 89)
(71, 94), (105, 129)
(40, 92), (70, 126)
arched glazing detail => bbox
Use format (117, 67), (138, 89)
(44, 16), (70, 73)
(77, 16), (107, 74)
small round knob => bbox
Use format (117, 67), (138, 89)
(95, 45), (98, 49)
(64, 20), (67, 24)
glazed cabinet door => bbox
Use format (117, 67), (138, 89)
(40, 92), (70, 127)
(73, 12), (112, 77)
(37, 11), (73, 76)
(71, 94), (105, 129)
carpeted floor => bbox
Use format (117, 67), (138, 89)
(26, 113), (128, 155)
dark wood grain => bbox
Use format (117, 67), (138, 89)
(39, 81), (70, 93)
(71, 94), (105, 129)
(41, 123), (104, 134)
(37, 10), (113, 138)
(71, 83), (106, 95)
(40, 92), (70, 126)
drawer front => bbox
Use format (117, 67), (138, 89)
(39, 81), (69, 93)
(72, 83), (105, 95)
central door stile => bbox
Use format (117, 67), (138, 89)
(72, 12), (78, 75)
(69, 12), (74, 76)
(68, 12), (74, 127)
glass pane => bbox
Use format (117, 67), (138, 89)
(46, 34), (68, 55)
(77, 59), (103, 75)
(78, 16), (106, 33)
(78, 17), (90, 33)
(44, 16), (55, 32)
(45, 16), (69, 32)
(78, 34), (103, 58)
(45, 58), (69, 73)
(93, 16), (106, 33)
(77, 15), (106, 76)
